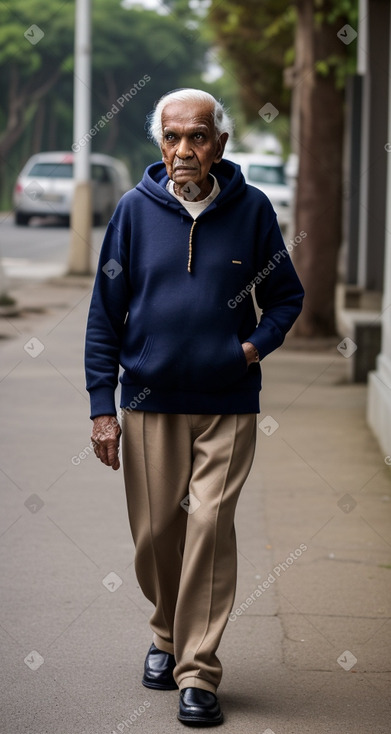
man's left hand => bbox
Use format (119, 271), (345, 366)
(242, 341), (260, 366)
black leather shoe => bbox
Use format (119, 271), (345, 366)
(142, 643), (178, 690)
(178, 687), (223, 727)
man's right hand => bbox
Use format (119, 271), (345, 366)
(91, 415), (122, 470)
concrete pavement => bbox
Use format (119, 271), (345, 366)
(0, 274), (390, 734)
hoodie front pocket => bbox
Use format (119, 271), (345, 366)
(206, 334), (248, 390)
(130, 334), (179, 389)
(131, 336), (154, 379)
(128, 333), (248, 392)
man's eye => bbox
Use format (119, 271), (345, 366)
(164, 133), (176, 142)
(193, 133), (205, 140)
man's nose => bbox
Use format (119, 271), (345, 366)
(176, 137), (194, 159)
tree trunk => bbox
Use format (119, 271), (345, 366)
(47, 99), (58, 150)
(292, 0), (346, 337)
(0, 65), (62, 159)
(32, 100), (46, 154)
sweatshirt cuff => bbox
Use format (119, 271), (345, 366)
(246, 328), (283, 362)
(88, 387), (117, 419)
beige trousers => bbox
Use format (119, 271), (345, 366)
(122, 411), (257, 693)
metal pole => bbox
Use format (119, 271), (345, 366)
(68, 0), (92, 275)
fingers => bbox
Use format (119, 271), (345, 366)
(92, 438), (120, 470)
(91, 415), (122, 470)
(104, 439), (121, 470)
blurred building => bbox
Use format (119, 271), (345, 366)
(341, 0), (391, 455)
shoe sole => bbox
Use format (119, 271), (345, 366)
(142, 677), (178, 690)
(177, 713), (224, 727)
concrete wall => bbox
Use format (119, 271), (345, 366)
(367, 9), (391, 456)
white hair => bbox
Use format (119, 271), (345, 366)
(147, 88), (234, 146)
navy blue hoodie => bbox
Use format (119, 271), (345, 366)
(85, 159), (304, 417)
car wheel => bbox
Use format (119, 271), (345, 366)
(15, 212), (30, 226)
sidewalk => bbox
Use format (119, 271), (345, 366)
(0, 275), (390, 734)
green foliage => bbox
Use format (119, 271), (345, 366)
(0, 0), (214, 206)
(209, 0), (296, 123)
(312, 0), (358, 86)
(208, 0), (358, 128)
(0, 1), (73, 65)
(321, 0), (358, 25)
(0, 0), (360, 209)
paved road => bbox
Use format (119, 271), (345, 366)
(0, 214), (103, 279)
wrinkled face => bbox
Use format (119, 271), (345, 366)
(160, 99), (228, 196)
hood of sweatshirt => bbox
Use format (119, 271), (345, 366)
(135, 159), (248, 272)
(135, 158), (247, 213)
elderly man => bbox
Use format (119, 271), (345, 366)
(85, 88), (304, 727)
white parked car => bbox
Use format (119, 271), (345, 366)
(13, 151), (132, 226)
(226, 153), (292, 234)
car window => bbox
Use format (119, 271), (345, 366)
(91, 164), (111, 183)
(247, 164), (286, 185)
(28, 163), (73, 178)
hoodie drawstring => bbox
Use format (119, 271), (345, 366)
(187, 220), (197, 273)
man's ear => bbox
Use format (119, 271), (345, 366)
(214, 132), (229, 163)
